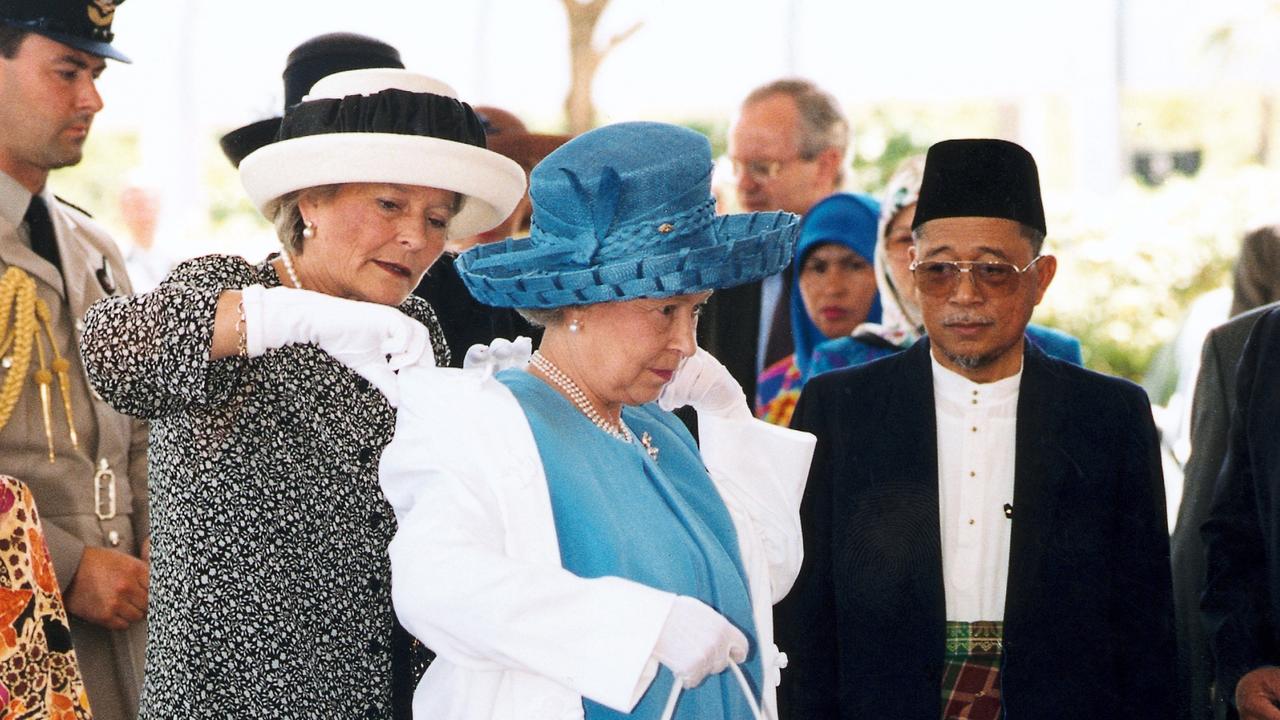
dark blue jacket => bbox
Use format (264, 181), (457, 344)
(1202, 306), (1280, 711)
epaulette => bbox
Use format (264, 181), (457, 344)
(53, 195), (93, 218)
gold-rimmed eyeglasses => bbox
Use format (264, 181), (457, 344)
(909, 256), (1045, 298)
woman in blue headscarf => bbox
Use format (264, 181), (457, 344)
(756, 192), (881, 426)
(379, 122), (816, 720)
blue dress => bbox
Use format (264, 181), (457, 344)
(497, 369), (763, 719)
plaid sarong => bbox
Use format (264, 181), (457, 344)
(941, 621), (1003, 720)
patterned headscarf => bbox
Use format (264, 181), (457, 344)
(853, 155), (927, 347)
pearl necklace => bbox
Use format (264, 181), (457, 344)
(530, 351), (633, 443)
(279, 251), (303, 289)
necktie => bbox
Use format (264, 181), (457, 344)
(24, 195), (60, 270)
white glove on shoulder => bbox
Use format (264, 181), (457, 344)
(652, 596), (749, 689)
(462, 336), (533, 376)
(657, 348), (752, 421)
(240, 285), (432, 406)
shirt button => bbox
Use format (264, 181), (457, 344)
(971, 426), (978, 432)
(968, 518), (976, 526)
(969, 471), (976, 477)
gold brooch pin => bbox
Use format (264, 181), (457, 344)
(658, 223), (674, 234)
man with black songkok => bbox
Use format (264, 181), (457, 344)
(775, 139), (1176, 719)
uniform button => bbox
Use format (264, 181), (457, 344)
(976, 690), (986, 697)
(107, 530), (120, 547)
(74, 319), (85, 333)
(357, 448), (374, 465)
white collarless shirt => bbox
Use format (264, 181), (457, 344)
(931, 354), (1021, 622)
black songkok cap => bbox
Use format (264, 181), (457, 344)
(912, 139), (1046, 236)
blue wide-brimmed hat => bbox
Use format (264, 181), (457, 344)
(456, 121), (800, 308)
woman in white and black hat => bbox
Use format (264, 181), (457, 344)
(380, 121), (816, 720)
(80, 69), (525, 719)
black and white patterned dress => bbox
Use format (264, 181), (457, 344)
(80, 254), (448, 719)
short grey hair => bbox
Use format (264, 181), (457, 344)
(743, 78), (849, 183)
(270, 185), (339, 254)
(515, 307), (568, 328)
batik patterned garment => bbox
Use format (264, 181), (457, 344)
(0, 475), (92, 720)
(941, 621), (1003, 720)
(755, 354), (802, 427)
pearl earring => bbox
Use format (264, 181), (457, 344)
(301, 221), (316, 241)
(568, 319), (582, 333)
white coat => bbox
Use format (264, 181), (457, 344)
(379, 364), (816, 719)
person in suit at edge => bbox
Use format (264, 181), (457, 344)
(1173, 300), (1279, 720)
(1201, 305), (1280, 720)
(0, 2), (149, 717)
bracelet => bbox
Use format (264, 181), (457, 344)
(235, 297), (248, 358)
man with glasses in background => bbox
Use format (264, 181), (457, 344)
(699, 78), (848, 405)
(775, 139), (1176, 719)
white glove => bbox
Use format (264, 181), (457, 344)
(240, 285), (432, 406)
(657, 348), (752, 421)
(462, 336), (533, 375)
(652, 596), (749, 689)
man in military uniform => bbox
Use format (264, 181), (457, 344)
(0, 2), (147, 718)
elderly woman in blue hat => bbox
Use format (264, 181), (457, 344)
(379, 121), (816, 720)
(755, 192), (881, 426)
(81, 69), (525, 718)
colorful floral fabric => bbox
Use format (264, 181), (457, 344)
(756, 354), (803, 426)
(0, 475), (92, 719)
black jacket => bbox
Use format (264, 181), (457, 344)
(777, 339), (1176, 719)
(1202, 306), (1280, 710)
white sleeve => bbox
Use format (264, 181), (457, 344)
(380, 366), (677, 713)
(697, 414), (816, 601)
